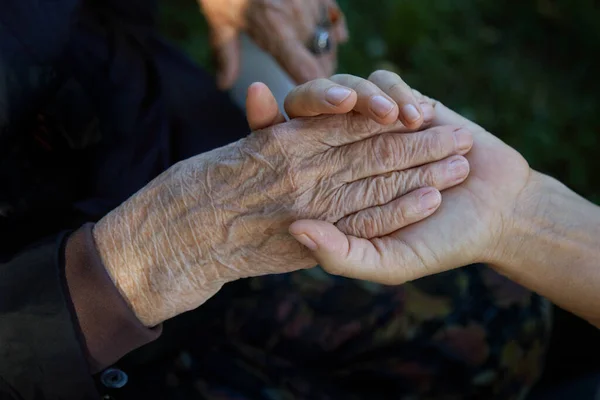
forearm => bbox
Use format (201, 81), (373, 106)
(91, 163), (232, 328)
(494, 171), (600, 327)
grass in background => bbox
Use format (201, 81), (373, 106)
(161, 0), (600, 202)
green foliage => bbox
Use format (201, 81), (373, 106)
(161, 0), (600, 202)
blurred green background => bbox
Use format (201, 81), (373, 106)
(161, 0), (600, 202)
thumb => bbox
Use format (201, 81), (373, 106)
(289, 220), (422, 285)
(246, 82), (286, 130)
(212, 27), (241, 89)
(289, 220), (381, 281)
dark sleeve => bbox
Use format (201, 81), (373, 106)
(0, 233), (98, 400)
(65, 224), (162, 373)
(0, 225), (163, 400)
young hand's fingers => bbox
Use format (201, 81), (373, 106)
(335, 187), (441, 239)
(329, 74), (400, 125)
(246, 82), (286, 130)
(367, 70), (423, 129)
(284, 79), (357, 118)
(282, 74), (434, 128)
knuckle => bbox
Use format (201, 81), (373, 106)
(391, 171), (411, 197)
(368, 69), (396, 82)
(430, 131), (448, 158)
(302, 80), (319, 95)
(306, 78), (330, 94)
(394, 201), (410, 225)
(387, 81), (410, 97)
(344, 113), (380, 136)
(371, 174), (395, 204)
(362, 210), (384, 238)
(336, 215), (356, 237)
(418, 130), (446, 160)
(395, 135), (416, 163)
(331, 73), (352, 81)
(346, 213), (367, 237)
(372, 134), (405, 169)
(343, 209), (382, 239)
(419, 164), (441, 187)
(335, 215), (351, 235)
(354, 78), (375, 96)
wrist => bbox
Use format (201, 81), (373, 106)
(92, 207), (164, 327)
(91, 174), (229, 327)
(490, 169), (562, 270)
(489, 170), (600, 325)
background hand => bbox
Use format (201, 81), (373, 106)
(199, 0), (348, 89)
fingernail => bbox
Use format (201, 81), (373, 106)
(293, 233), (318, 251)
(370, 95), (395, 118)
(453, 129), (473, 152)
(326, 87), (353, 106)
(448, 158), (469, 181)
(419, 189), (441, 212)
(402, 104), (421, 123)
(420, 102), (434, 122)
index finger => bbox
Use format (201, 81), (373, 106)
(284, 78), (357, 118)
(367, 70), (424, 130)
(283, 75), (435, 128)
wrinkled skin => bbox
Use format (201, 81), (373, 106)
(93, 110), (473, 327)
(242, 70), (529, 279)
(266, 70), (600, 330)
(292, 95), (532, 285)
(199, 0), (348, 88)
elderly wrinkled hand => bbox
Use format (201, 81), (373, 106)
(198, 0), (348, 88)
(92, 95), (473, 327)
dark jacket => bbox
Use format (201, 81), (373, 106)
(0, 0), (248, 398)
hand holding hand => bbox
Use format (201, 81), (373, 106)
(288, 76), (531, 284)
(93, 97), (472, 326)
(272, 70), (600, 328)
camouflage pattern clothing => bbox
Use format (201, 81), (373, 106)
(115, 264), (551, 400)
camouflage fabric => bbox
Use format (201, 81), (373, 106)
(117, 264), (551, 400)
